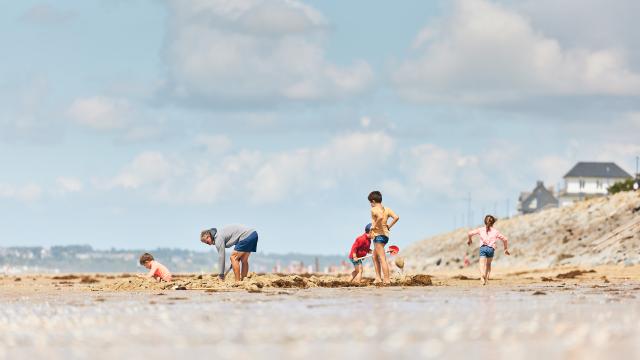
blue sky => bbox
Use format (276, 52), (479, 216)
(1, 0), (639, 254)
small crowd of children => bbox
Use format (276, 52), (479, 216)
(348, 190), (400, 285)
(137, 191), (510, 287)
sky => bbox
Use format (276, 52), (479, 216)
(1, 0), (639, 254)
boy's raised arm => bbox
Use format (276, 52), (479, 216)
(387, 209), (400, 230)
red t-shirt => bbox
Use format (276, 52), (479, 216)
(349, 233), (371, 259)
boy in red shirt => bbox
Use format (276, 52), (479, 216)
(349, 223), (372, 283)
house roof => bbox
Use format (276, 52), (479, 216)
(564, 162), (632, 179)
(522, 181), (558, 209)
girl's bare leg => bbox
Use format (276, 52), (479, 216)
(485, 258), (493, 283)
(240, 252), (250, 280)
(479, 257), (487, 285)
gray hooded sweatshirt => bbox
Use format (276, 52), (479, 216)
(209, 224), (255, 276)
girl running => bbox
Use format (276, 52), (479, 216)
(467, 215), (510, 285)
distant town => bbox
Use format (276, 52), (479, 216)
(0, 245), (349, 275)
(517, 161), (639, 215)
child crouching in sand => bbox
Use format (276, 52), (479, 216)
(349, 223), (372, 283)
(138, 253), (172, 282)
(467, 215), (509, 285)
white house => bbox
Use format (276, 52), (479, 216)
(558, 162), (632, 206)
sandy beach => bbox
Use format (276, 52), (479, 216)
(2, 266), (640, 359)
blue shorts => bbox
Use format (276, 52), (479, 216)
(479, 245), (495, 258)
(350, 258), (363, 266)
(234, 231), (258, 252)
(373, 235), (389, 245)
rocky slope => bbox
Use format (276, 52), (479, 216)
(404, 191), (640, 272)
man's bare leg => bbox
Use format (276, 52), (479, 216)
(241, 252), (250, 280)
(231, 251), (242, 282)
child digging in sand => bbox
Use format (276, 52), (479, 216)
(349, 223), (372, 283)
(138, 253), (172, 282)
(368, 191), (399, 284)
(467, 215), (510, 285)
(200, 224), (258, 282)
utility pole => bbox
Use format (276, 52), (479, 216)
(506, 198), (510, 218)
(635, 156), (640, 191)
(466, 192), (472, 228)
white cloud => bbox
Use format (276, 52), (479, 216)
(195, 134), (233, 155)
(533, 156), (572, 185)
(393, 0), (640, 104)
(162, 0), (373, 106)
(595, 143), (640, 172)
(390, 142), (530, 204)
(55, 177), (83, 194)
(240, 131), (395, 203)
(510, 0), (640, 60)
(109, 151), (179, 189)
(0, 183), (43, 202)
(0, 76), (64, 143)
(67, 96), (130, 130)
(191, 173), (232, 204)
(400, 144), (480, 196)
(102, 131), (394, 204)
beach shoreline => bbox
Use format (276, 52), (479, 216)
(3, 264), (640, 294)
(2, 266), (639, 359)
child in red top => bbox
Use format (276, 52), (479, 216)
(349, 223), (372, 283)
(138, 253), (172, 282)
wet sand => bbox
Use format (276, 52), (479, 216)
(1, 266), (640, 359)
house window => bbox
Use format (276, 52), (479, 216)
(579, 179), (585, 189)
(596, 180), (602, 189)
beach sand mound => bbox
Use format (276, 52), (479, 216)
(404, 191), (640, 271)
(92, 273), (434, 292)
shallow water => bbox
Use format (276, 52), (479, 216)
(1, 283), (639, 359)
